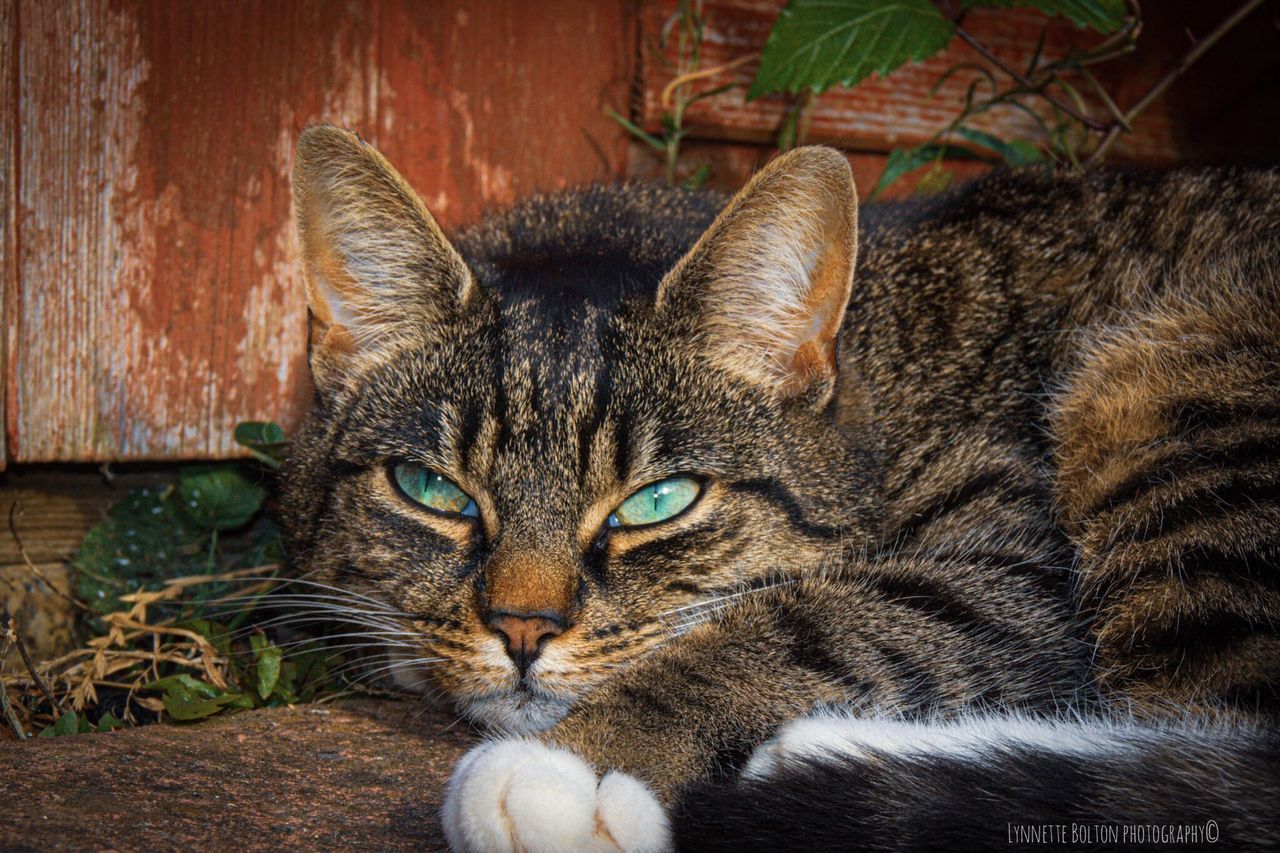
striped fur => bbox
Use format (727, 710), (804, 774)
(280, 127), (1280, 846)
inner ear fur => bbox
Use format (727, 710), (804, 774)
(657, 146), (858, 401)
(292, 125), (474, 386)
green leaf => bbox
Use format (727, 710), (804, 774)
(95, 712), (125, 733)
(179, 619), (234, 657)
(142, 673), (224, 702)
(52, 711), (80, 736)
(961, 0), (1126, 33)
(145, 674), (251, 721)
(1004, 139), (1045, 166)
(750, 0), (955, 98)
(234, 421), (287, 469)
(161, 692), (249, 721)
(605, 107), (666, 152)
(869, 143), (995, 200)
(256, 643), (283, 701)
(683, 164), (712, 190)
(179, 464), (265, 532)
(952, 127), (1044, 165)
(73, 486), (207, 616)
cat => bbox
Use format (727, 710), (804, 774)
(279, 125), (1280, 851)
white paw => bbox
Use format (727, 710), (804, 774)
(441, 738), (672, 853)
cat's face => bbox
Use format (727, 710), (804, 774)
(281, 127), (876, 733)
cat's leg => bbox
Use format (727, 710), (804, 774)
(1053, 284), (1280, 715)
(675, 711), (1280, 850)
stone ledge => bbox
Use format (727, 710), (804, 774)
(0, 700), (472, 851)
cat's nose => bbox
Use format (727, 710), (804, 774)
(484, 610), (566, 675)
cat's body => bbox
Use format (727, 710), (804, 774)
(280, 127), (1280, 850)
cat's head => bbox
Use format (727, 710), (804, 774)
(281, 126), (879, 733)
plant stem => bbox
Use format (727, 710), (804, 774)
(951, 24), (1111, 131)
(660, 53), (756, 109)
(4, 616), (64, 716)
(1086, 0), (1267, 165)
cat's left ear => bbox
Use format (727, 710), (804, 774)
(657, 146), (857, 404)
(292, 125), (475, 390)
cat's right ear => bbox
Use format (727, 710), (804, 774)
(292, 125), (474, 390)
(656, 146), (857, 406)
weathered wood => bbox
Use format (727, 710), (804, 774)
(637, 0), (1177, 162)
(0, 0), (13, 471)
(0, 700), (471, 850)
(11, 0), (632, 463)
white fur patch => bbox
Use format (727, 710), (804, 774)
(743, 713), (1152, 780)
(442, 739), (672, 853)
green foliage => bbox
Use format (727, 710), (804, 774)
(135, 631), (340, 723)
(751, 0), (1142, 197)
(34, 709), (124, 737)
(74, 486), (205, 616)
(953, 126), (1045, 166)
(19, 421), (373, 738)
(179, 464), (265, 532)
(73, 469), (280, 618)
(144, 674), (254, 721)
(234, 421), (287, 469)
(869, 143), (992, 200)
(609, 0), (726, 187)
(751, 0), (955, 97)
(962, 0), (1127, 33)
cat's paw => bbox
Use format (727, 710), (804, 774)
(441, 738), (672, 853)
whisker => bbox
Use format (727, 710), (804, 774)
(215, 575), (411, 614)
(336, 657), (446, 687)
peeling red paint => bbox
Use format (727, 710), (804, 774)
(10, 0), (633, 462)
(9, 0), (1254, 464)
(1, 0), (16, 467)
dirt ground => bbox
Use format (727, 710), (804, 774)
(0, 700), (473, 851)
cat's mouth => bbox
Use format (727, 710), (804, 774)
(464, 684), (576, 734)
(381, 640), (581, 734)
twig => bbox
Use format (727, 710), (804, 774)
(4, 615), (64, 716)
(660, 53), (756, 109)
(0, 678), (25, 737)
(7, 501), (91, 612)
(950, 22), (1111, 131)
(0, 631), (28, 737)
(1086, 0), (1267, 165)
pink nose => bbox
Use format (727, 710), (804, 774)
(484, 611), (566, 675)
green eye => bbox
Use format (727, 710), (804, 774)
(392, 463), (478, 518)
(608, 477), (702, 529)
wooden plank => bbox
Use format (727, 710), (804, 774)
(637, 0), (1177, 163)
(0, 0), (13, 469)
(370, 1), (635, 226)
(12, 0), (632, 462)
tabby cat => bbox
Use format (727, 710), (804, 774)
(280, 125), (1280, 851)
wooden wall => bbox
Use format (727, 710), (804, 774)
(3, 0), (1276, 464)
(5, 0), (634, 463)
